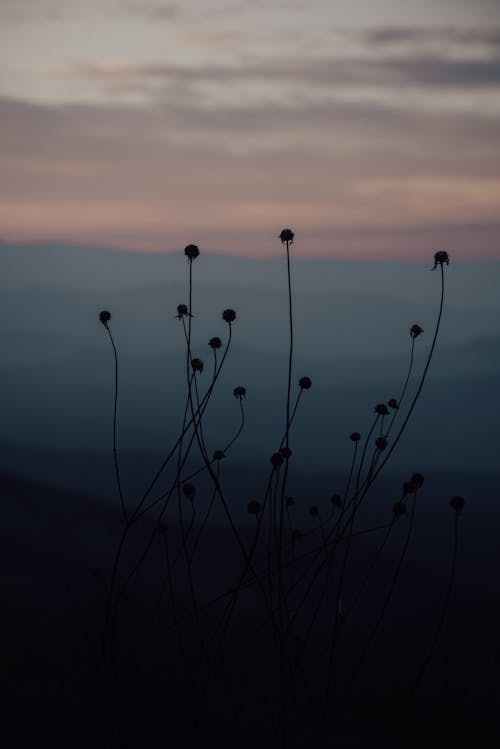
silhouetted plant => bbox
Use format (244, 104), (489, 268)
(95, 232), (460, 749)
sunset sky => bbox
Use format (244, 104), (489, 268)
(1, 0), (500, 257)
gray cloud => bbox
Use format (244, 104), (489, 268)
(361, 25), (500, 48)
(71, 52), (500, 96)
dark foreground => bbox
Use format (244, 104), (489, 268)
(2, 473), (499, 748)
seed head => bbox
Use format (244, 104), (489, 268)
(279, 228), (294, 244)
(184, 244), (200, 261)
(432, 250), (450, 270)
(99, 310), (111, 326)
(213, 449), (226, 461)
(298, 376), (312, 390)
(270, 452), (284, 468)
(280, 446), (292, 459)
(233, 385), (246, 400)
(209, 336), (222, 349)
(388, 398), (399, 410)
(176, 304), (189, 319)
(222, 308), (236, 323)
(247, 500), (262, 516)
(410, 324), (424, 338)
(191, 358), (204, 373)
(450, 495), (465, 513)
(393, 501), (407, 518)
(375, 403), (390, 416)
(330, 494), (343, 508)
(182, 483), (196, 499)
(375, 436), (387, 451)
(350, 432), (361, 442)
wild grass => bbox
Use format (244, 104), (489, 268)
(96, 236), (464, 748)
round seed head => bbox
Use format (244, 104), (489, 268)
(233, 385), (246, 400)
(298, 376), (312, 390)
(209, 336), (222, 349)
(375, 436), (388, 451)
(450, 495), (465, 512)
(330, 493), (343, 508)
(432, 250), (450, 269)
(279, 228), (294, 244)
(184, 244), (200, 260)
(99, 310), (111, 326)
(279, 446), (292, 459)
(393, 501), (407, 518)
(410, 324), (424, 338)
(176, 304), (189, 319)
(191, 357), (204, 373)
(182, 483), (196, 499)
(375, 403), (390, 416)
(350, 431), (361, 442)
(213, 449), (226, 461)
(388, 398), (399, 410)
(270, 452), (284, 468)
(247, 500), (262, 516)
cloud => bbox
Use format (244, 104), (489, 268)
(1, 94), (499, 256)
(361, 25), (500, 49)
(69, 52), (500, 102)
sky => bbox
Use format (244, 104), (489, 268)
(1, 0), (500, 257)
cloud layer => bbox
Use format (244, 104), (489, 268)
(1, 2), (499, 257)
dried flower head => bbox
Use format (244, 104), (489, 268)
(410, 324), (424, 338)
(209, 336), (222, 349)
(247, 500), (262, 516)
(388, 398), (399, 410)
(330, 493), (343, 508)
(99, 310), (111, 326)
(213, 449), (226, 461)
(279, 228), (294, 244)
(182, 483), (196, 499)
(222, 308), (236, 323)
(450, 495), (465, 513)
(298, 376), (312, 390)
(233, 385), (246, 400)
(375, 436), (388, 451)
(280, 446), (292, 459)
(432, 250), (449, 270)
(393, 501), (407, 518)
(176, 304), (189, 319)
(184, 244), (200, 261)
(375, 403), (390, 416)
(270, 452), (284, 468)
(191, 358), (204, 373)
(350, 431), (361, 442)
